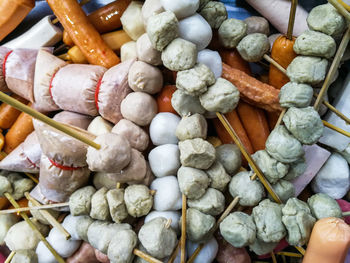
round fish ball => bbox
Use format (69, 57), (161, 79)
(161, 38), (198, 71)
(75, 216), (94, 243)
(136, 33), (162, 66)
(149, 144), (181, 177)
(93, 172), (120, 190)
(185, 208), (216, 242)
(0, 214), (18, 245)
(12, 178), (34, 200)
(121, 92), (158, 126)
(176, 114), (207, 141)
(307, 193), (342, 220)
(87, 116), (113, 136)
(112, 119), (149, 152)
(199, 78), (240, 114)
(120, 41), (138, 62)
(36, 241), (57, 263)
(86, 133), (131, 173)
(145, 211), (181, 233)
(249, 238), (278, 256)
(215, 144), (241, 175)
(11, 249), (37, 263)
(218, 19), (247, 48)
(279, 82), (313, 108)
(150, 176), (182, 211)
(171, 89), (206, 117)
(177, 166), (210, 200)
(106, 189), (128, 223)
(142, 0), (165, 26)
(268, 180), (295, 204)
(206, 161), (231, 191)
(124, 185), (153, 217)
(237, 33), (270, 62)
(90, 187), (111, 221)
(69, 186), (96, 216)
(200, 1), (227, 29)
(178, 13), (212, 50)
(197, 49), (222, 79)
(48, 228), (81, 258)
(229, 171), (266, 206)
(0, 175), (12, 196)
(61, 215), (82, 241)
(138, 217), (177, 258)
(149, 112), (181, 145)
(108, 230), (138, 263)
(187, 188), (225, 216)
(128, 61), (163, 94)
(121, 149), (148, 184)
(244, 16), (270, 35)
(160, 0), (199, 19)
(186, 237), (218, 263)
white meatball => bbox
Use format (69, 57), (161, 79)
(36, 241), (56, 263)
(61, 215), (81, 241)
(149, 144), (181, 177)
(150, 176), (182, 211)
(87, 116), (113, 136)
(145, 210), (181, 233)
(178, 13), (212, 50)
(160, 0), (199, 19)
(186, 237), (218, 263)
(149, 112), (181, 145)
(197, 49), (222, 78)
(47, 228), (81, 258)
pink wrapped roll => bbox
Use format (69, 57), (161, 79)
(0, 46), (11, 92)
(33, 49), (67, 112)
(38, 154), (90, 202)
(67, 242), (99, 263)
(0, 131), (41, 173)
(94, 249), (110, 263)
(33, 111), (92, 167)
(97, 59), (134, 124)
(51, 64), (107, 116)
(4, 48), (38, 102)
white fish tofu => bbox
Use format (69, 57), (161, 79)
(150, 176), (182, 211)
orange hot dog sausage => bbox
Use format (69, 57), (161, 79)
(47, 0), (120, 68)
(0, 0), (35, 41)
(63, 0), (131, 46)
(219, 49), (251, 75)
(0, 94), (28, 129)
(4, 105), (34, 154)
(237, 101), (270, 152)
(303, 217), (350, 263)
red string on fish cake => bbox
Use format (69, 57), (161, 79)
(48, 158), (83, 171)
(94, 76), (103, 111)
(2, 50), (13, 79)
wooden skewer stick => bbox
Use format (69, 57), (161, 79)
(342, 211), (350, 217)
(0, 92), (100, 149)
(168, 241), (181, 263)
(24, 172), (39, 184)
(187, 197), (240, 263)
(314, 26), (350, 110)
(216, 112), (282, 203)
(271, 252), (278, 263)
(329, 0), (350, 21)
(263, 54), (287, 74)
(181, 194), (187, 263)
(133, 248), (163, 263)
(287, 0), (298, 40)
(276, 251), (303, 258)
(165, 218), (172, 229)
(24, 192), (71, 240)
(323, 120), (350, 138)
(295, 246), (306, 256)
(0, 202), (69, 215)
(4, 193), (65, 263)
(4, 251), (15, 263)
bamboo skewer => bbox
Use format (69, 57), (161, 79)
(276, 251), (303, 258)
(133, 249), (163, 263)
(216, 112), (282, 203)
(271, 252), (277, 263)
(4, 251), (15, 263)
(24, 173), (39, 184)
(263, 54), (287, 74)
(24, 192), (71, 240)
(343, 211), (350, 217)
(4, 193), (65, 263)
(0, 203), (69, 215)
(168, 241), (181, 263)
(181, 194), (187, 263)
(313, 26), (350, 110)
(295, 246), (306, 256)
(323, 120), (350, 138)
(287, 0), (298, 40)
(329, 0), (350, 21)
(0, 92), (100, 149)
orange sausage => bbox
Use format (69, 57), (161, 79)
(236, 101), (270, 152)
(303, 217), (350, 263)
(0, 197), (9, 210)
(0, 0), (35, 41)
(269, 35), (297, 89)
(156, 85), (177, 114)
(4, 105), (33, 154)
(47, 0), (120, 68)
(219, 49), (251, 75)
(0, 94), (28, 129)
(222, 63), (282, 112)
(63, 0), (131, 46)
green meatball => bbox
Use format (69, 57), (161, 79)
(218, 19), (247, 48)
(187, 188), (225, 216)
(237, 33), (270, 62)
(69, 186), (96, 216)
(307, 193), (342, 220)
(185, 208), (216, 242)
(279, 82), (313, 108)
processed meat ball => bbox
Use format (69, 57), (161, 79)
(171, 89), (206, 117)
(69, 186), (96, 216)
(206, 161), (231, 191)
(145, 211), (181, 233)
(112, 119), (149, 152)
(187, 188), (225, 216)
(120, 1), (145, 40)
(90, 187), (111, 221)
(176, 114), (208, 141)
(160, 0), (199, 19)
(121, 92), (158, 126)
(0, 175), (12, 196)
(294, 30), (336, 58)
(177, 166), (210, 200)
(283, 158), (307, 181)
(0, 214), (18, 245)
(197, 49), (222, 78)
(237, 33), (270, 62)
(86, 133), (131, 173)
(124, 185), (153, 217)
(199, 78), (240, 113)
(218, 19), (247, 48)
(215, 144), (241, 175)
(279, 82), (313, 108)
(119, 149), (148, 184)
(87, 116), (113, 136)
(128, 61), (163, 94)
(307, 193), (342, 220)
(120, 41), (137, 62)
(200, 1), (227, 29)
(249, 238), (278, 256)
(142, 0), (165, 26)
(108, 230), (138, 263)
(147, 11), (179, 51)
(93, 172), (120, 190)
(150, 176), (182, 211)
(106, 189), (128, 223)
(161, 38), (197, 71)
(136, 33), (162, 66)
(11, 249), (37, 263)
(268, 180), (295, 203)
(75, 216), (94, 242)
(149, 112), (180, 145)
(179, 138), (216, 169)
(176, 63), (215, 96)
(12, 178), (34, 200)
(148, 144), (180, 177)
(185, 208), (215, 242)
(46, 227), (81, 258)
(244, 16), (270, 35)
